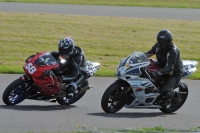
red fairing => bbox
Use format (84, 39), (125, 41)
(23, 52), (61, 96)
(147, 59), (162, 72)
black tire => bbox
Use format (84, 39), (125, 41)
(56, 92), (86, 105)
(56, 80), (88, 105)
(2, 78), (32, 105)
(159, 82), (188, 113)
(101, 81), (130, 113)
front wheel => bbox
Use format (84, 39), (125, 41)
(101, 80), (131, 113)
(2, 78), (33, 105)
(159, 82), (188, 113)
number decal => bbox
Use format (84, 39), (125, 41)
(89, 66), (98, 76)
(25, 63), (36, 74)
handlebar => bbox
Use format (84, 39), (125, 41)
(39, 70), (56, 79)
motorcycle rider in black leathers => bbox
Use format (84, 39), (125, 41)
(51, 37), (90, 95)
(145, 30), (183, 105)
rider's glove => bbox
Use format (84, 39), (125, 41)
(150, 71), (161, 78)
(50, 51), (60, 60)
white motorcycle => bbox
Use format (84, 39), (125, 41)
(101, 51), (198, 113)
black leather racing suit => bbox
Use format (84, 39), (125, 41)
(145, 43), (183, 95)
(51, 46), (89, 92)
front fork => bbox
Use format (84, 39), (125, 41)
(20, 74), (32, 81)
(19, 74), (35, 98)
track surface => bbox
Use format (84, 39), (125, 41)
(0, 2), (200, 20)
(0, 74), (200, 132)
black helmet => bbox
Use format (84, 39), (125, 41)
(157, 30), (173, 49)
(58, 37), (74, 59)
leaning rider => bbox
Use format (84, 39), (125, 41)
(51, 37), (90, 95)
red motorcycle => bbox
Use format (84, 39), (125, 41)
(2, 51), (100, 105)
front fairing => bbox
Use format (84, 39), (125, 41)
(23, 52), (59, 77)
(23, 52), (61, 96)
(116, 52), (150, 77)
(116, 52), (160, 107)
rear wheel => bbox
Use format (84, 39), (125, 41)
(2, 78), (33, 105)
(56, 80), (88, 105)
(159, 82), (188, 113)
(56, 92), (86, 105)
(101, 81), (130, 113)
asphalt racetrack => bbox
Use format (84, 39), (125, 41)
(0, 74), (200, 132)
(0, 2), (200, 133)
(0, 2), (200, 20)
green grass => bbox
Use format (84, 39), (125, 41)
(0, 12), (200, 79)
(22, 126), (200, 133)
(1, 0), (200, 8)
(117, 126), (200, 133)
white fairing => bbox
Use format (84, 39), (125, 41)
(87, 61), (100, 76)
(116, 52), (198, 108)
(116, 52), (160, 108)
(182, 60), (198, 78)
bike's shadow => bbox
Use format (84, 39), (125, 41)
(88, 112), (176, 118)
(0, 104), (76, 111)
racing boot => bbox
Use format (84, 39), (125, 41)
(65, 82), (79, 96)
(171, 91), (181, 105)
(160, 91), (173, 106)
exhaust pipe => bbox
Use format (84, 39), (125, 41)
(80, 85), (92, 93)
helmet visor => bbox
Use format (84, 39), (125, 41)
(58, 47), (73, 58)
(158, 39), (169, 49)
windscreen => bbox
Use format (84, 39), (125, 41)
(127, 52), (149, 65)
(34, 52), (58, 66)
(116, 52), (150, 76)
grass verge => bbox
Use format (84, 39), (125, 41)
(14, 126), (200, 133)
(117, 126), (200, 133)
(0, 12), (199, 79)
